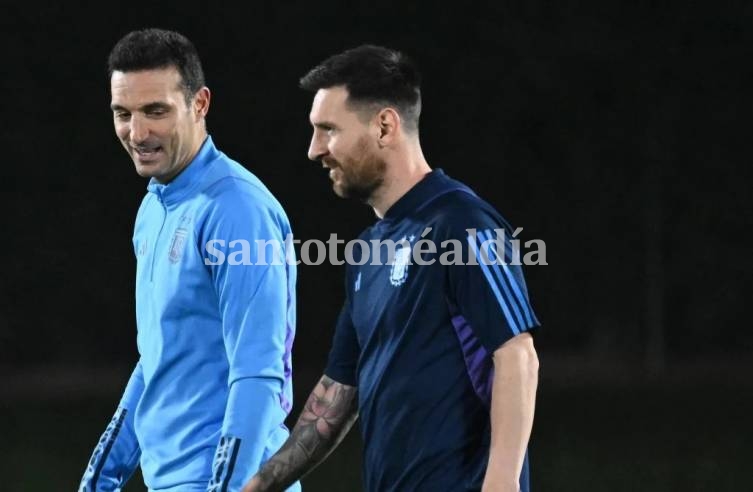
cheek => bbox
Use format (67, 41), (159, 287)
(117, 132), (131, 146)
(114, 123), (128, 141)
(333, 138), (358, 160)
(170, 119), (193, 144)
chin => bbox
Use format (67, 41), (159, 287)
(134, 165), (151, 178)
(134, 163), (161, 179)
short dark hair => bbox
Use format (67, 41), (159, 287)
(300, 44), (422, 132)
(107, 28), (205, 104)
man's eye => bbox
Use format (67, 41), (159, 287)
(115, 112), (130, 120)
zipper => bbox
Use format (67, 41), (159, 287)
(150, 193), (168, 283)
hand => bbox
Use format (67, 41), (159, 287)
(482, 485), (519, 492)
(481, 477), (520, 492)
(241, 475), (263, 492)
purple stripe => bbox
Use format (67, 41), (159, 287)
(450, 313), (494, 407)
(279, 321), (294, 413)
(280, 267), (295, 414)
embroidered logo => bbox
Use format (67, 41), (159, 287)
(137, 239), (148, 257)
(168, 228), (188, 264)
(389, 238), (412, 287)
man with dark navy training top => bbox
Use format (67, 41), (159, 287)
(243, 45), (540, 492)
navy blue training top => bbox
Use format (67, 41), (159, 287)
(325, 169), (540, 492)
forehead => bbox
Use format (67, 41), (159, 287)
(309, 86), (360, 123)
(110, 67), (183, 107)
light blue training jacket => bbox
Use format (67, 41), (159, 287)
(80, 136), (299, 492)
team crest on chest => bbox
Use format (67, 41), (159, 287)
(389, 236), (413, 287)
(168, 228), (188, 264)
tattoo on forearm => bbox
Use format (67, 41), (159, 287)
(254, 376), (358, 491)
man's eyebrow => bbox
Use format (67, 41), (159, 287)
(109, 102), (171, 112)
(313, 121), (336, 129)
(142, 102), (171, 112)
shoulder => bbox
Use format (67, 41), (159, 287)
(427, 189), (514, 239)
(201, 155), (288, 220)
(194, 163), (292, 243)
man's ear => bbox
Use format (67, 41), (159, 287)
(376, 107), (400, 147)
(194, 86), (211, 119)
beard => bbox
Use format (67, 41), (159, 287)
(325, 136), (386, 202)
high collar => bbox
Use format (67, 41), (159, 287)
(146, 135), (218, 207)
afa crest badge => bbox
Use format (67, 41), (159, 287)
(389, 239), (412, 287)
(168, 228), (188, 264)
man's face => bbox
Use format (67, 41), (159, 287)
(110, 67), (207, 183)
(307, 86), (386, 201)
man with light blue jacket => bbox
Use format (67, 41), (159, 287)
(79, 28), (299, 492)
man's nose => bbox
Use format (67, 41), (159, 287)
(129, 115), (149, 144)
(307, 131), (327, 162)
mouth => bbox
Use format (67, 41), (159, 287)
(132, 145), (163, 163)
(320, 160), (332, 175)
(322, 159), (340, 176)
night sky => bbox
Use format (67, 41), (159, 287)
(2, 1), (750, 382)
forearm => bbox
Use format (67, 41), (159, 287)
(212, 377), (283, 481)
(484, 334), (538, 491)
(79, 364), (144, 490)
(251, 375), (358, 492)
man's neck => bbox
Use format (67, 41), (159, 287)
(158, 131), (208, 184)
(370, 146), (431, 218)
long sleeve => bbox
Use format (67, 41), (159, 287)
(201, 184), (296, 491)
(79, 362), (144, 491)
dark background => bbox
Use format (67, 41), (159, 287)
(1, 1), (751, 491)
